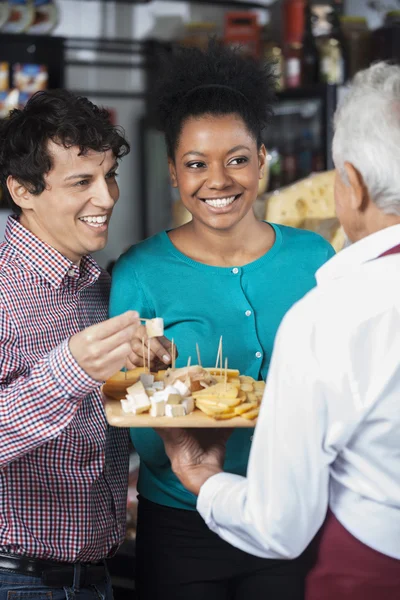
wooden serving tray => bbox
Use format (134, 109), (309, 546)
(102, 388), (256, 428)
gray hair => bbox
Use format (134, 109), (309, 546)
(332, 62), (400, 216)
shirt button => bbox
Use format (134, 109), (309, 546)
(255, 351), (262, 358)
(245, 310), (252, 317)
(232, 267), (239, 274)
(68, 269), (75, 276)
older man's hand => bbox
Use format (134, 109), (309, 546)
(156, 428), (232, 495)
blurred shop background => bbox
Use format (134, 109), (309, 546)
(0, 0), (399, 595)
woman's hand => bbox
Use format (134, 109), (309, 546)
(126, 324), (174, 370)
(156, 428), (232, 495)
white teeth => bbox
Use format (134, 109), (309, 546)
(79, 215), (107, 226)
(204, 196), (236, 208)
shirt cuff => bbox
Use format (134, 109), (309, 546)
(48, 339), (101, 401)
(197, 472), (246, 531)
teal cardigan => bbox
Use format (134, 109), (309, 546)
(109, 223), (335, 510)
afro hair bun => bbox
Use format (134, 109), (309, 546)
(154, 39), (276, 156)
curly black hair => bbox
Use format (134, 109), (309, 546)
(155, 39), (276, 158)
(0, 89), (130, 213)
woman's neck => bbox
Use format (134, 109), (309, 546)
(170, 212), (274, 267)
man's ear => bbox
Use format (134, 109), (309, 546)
(168, 158), (178, 188)
(7, 175), (32, 210)
(343, 162), (368, 211)
(258, 144), (267, 180)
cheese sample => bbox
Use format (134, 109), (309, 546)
(126, 380), (146, 396)
(122, 392), (151, 414)
(193, 382), (240, 400)
(166, 393), (182, 405)
(182, 397), (194, 414)
(173, 379), (190, 398)
(165, 404), (186, 417)
(150, 401), (165, 417)
(146, 318), (164, 338)
(140, 373), (155, 388)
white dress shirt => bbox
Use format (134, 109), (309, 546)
(198, 224), (400, 560)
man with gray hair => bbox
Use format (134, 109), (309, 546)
(157, 61), (400, 600)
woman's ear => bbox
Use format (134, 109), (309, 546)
(168, 158), (178, 188)
(258, 144), (267, 180)
(7, 175), (32, 210)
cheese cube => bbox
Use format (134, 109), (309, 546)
(166, 394), (182, 405)
(146, 318), (164, 338)
(126, 380), (146, 396)
(140, 373), (155, 388)
(165, 404), (186, 417)
(173, 379), (190, 398)
(150, 402), (165, 417)
(182, 397), (194, 414)
(124, 392), (151, 414)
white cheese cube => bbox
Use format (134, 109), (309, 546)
(121, 398), (135, 414)
(165, 404), (186, 417)
(125, 392), (151, 414)
(182, 397), (194, 414)
(146, 318), (164, 338)
(126, 380), (146, 396)
(140, 373), (155, 388)
(150, 402), (165, 417)
(173, 379), (190, 398)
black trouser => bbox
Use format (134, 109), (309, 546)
(135, 496), (311, 600)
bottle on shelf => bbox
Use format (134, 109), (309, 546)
(285, 42), (302, 88)
(340, 16), (370, 79)
(261, 25), (284, 92)
(319, 6), (346, 85)
(283, 0), (305, 46)
(301, 1), (319, 86)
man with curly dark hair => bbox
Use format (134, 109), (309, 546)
(110, 41), (335, 599)
(0, 89), (140, 596)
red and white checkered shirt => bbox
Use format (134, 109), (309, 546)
(0, 216), (129, 562)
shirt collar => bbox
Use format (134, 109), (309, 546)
(4, 215), (102, 288)
(316, 223), (400, 285)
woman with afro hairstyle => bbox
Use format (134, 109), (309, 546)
(110, 41), (335, 599)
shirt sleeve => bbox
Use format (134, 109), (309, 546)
(0, 303), (100, 467)
(109, 254), (153, 319)
(197, 301), (334, 559)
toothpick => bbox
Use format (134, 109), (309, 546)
(171, 338), (176, 369)
(142, 337), (146, 371)
(196, 343), (201, 367)
(147, 340), (151, 374)
(220, 337), (223, 374)
(224, 357), (228, 391)
(187, 356), (191, 368)
(215, 336), (222, 369)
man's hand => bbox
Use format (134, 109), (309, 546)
(126, 325), (174, 370)
(69, 311), (141, 381)
(156, 428), (232, 495)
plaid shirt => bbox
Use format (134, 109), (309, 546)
(0, 216), (129, 562)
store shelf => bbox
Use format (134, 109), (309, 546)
(62, 0), (270, 8)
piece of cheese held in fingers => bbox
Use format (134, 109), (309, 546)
(145, 317), (164, 338)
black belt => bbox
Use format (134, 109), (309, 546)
(0, 552), (107, 587)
